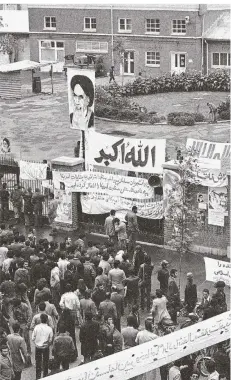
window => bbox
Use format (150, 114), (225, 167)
(44, 16), (56, 30)
(76, 41), (108, 53)
(146, 51), (160, 66)
(212, 52), (231, 67)
(84, 17), (96, 31)
(118, 18), (132, 32)
(172, 19), (186, 34)
(146, 19), (160, 33)
(40, 40), (64, 62)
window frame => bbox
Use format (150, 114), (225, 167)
(145, 18), (160, 34)
(172, 19), (186, 34)
(76, 41), (108, 53)
(118, 18), (132, 33)
(44, 16), (57, 30)
(212, 52), (231, 68)
(145, 51), (160, 67)
(39, 40), (64, 63)
(84, 17), (97, 32)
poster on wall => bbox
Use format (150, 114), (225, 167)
(81, 193), (163, 219)
(67, 68), (95, 131)
(54, 188), (72, 224)
(20, 160), (48, 180)
(208, 186), (228, 227)
(85, 129), (166, 173)
(163, 169), (181, 215)
(204, 257), (231, 287)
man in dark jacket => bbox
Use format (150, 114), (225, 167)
(92, 284), (106, 310)
(110, 286), (124, 332)
(79, 312), (99, 363)
(22, 188), (33, 227)
(157, 260), (169, 296)
(132, 245), (146, 275)
(83, 256), (95, 289)
(32, 188), (45, 228)
(0, 183), (9, 222)
(184, 272), (197, 313)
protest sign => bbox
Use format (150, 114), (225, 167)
(193, 167), (228, 187)
(20, 160), (47, 180)
(45, 311), (231, 380)
(204, 257), (231, 286)
(54, 189), (72, 224)
(186, 138), (231, 162)
(81, 193), (163, 219)
(67, 68), (95, 131)
(85, 129), (166, 173)
(52, 171), (153, 199)
(208, 186), (228, 226)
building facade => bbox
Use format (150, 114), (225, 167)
(28, 4), (230, 74)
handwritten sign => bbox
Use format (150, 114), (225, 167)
(85, 130), (166, 173)
(54, 189), (72, 225)
(44, 311), (231, 380)
(186, 138), (231, 162)
(204, 257), (231, 286)
(20, 160), (47, 180)
(192, 168), (228, 187)
(53, 171), (153, 200)
(81, 193), (163, 219)
(208, 186), (228, 226)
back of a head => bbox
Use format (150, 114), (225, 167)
(12, 322), (20, 333)
(132, 206), (137, 213)
(106, 292), (111, 299)
(114, 260), (120, 268)
(65, 283), (72, 293)
(40, 313), (48, 324)
(58, 323), (66, 334)
(85, 289), (91, 299)
(13, 298), (21, 307)
(39, 302), (46, 312)
(85, 312), (93, 321)
(0, 223), (5, 230)
(156, 289), (163, 298)
(144, 255), (151, 265)
(170, 269), (177, 277)
(103, 253), (109, 261)
(97, 267), (103, 275)
(144, 319), (153, 332)
(88, 241), (93, 248)
(110, 210), (116, 216)
(127, 316), (134, 327)
(206, 359), (216, 374)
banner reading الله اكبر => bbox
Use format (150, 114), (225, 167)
(52, 170), (153, 200)
(67, 68), (95, 131)
(204, 257), (231, 286)
(186, 138), (231, 162)
(81, 193), (163, 219)
(85, 129), (166, 173)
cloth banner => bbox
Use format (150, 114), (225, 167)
(52, 171), (153, 200)
(208, 186), (228, 227)
(20, 160), (47, 180)
(204, 257), (231, 286)
(54, 189), (72, 224)
(45, 311), (231, 380)
(186, 138), (231, 164)
(163, 169), (181, 215)
(192, 167), (228, 187)
(67, 68), (95, 131)
(81, 193), (163, 219)
(85, 129), (166, 173)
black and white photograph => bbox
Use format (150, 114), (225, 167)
(0, 1), (230, 380)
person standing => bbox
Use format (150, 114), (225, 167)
(114, 218), (127, 251)
(12, 298), (32, 358)
(52, 324), (75, 371)
(125, 206), (139, 256)
(80, 290), (97, 321)
(32, 188), (45, 228)
(123, 268), (139, 311)
(10, 185), (23, 224)
(110, 285), (124, 332)
(59, 283), (80, 324)
(50, 263), (60, 310)
(121, 316), (138, 350)
(108, 260), (126, 296)
(167, 269), (181, 324)
(104, 210), (116, 245)
(168, 360), (182, 380)
(7, 322), (28, 380)
(32, 313), (53, 380)
(0, 345), (14, 380)
(157, 260), (169, 296)
(109, 66), (116, 83)
(48, 193), (59, 236)
(133, 245), (146, 276)
(184, 272), (197, 313)
(99, 292), (117, 321)
(0, 183), (10, 222)
(151, 289), (171, 325)
(138, 255), (154, 312)
(207, 102), (218, 123)
(22, 188), (33, 227)
(79, 312), (100, 363)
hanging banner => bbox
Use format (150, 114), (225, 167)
(81, 193), (163, 219)
(45, 311), (231, 380)
(53, 171), (153, 200)
(54, 188), (72, 225)
(67, 68), (95, 131)
(186, 138), (231, 163)
(20, 160), (47, 180)
(193, 168), (228, 187)
(85, 130), (166, 173)
(163, 169), (181, 215)
(204, 257), (231, 286)
(208, 186), (228, 226)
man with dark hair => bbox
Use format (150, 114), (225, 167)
(59, 283), (80, 323)
(167, 269), (180, 324)
(80, 290), (97, 321)
(7, 322), (28, 380)
(206, 359), (219, 380)
(184, 272), (197, 313)
(0, 345), (14, 380)
(151, 289), (171, 324)
(110, 285), (124, 332)
(125, 205), (139, 255)
(133, 245), (146, 275)
(121, 316), (138, 349)
(52, 323), (75, 371)
(32, 313), (53, 379)
(108, 260), (126, 296)
(31, 302), (54, 330)
(92, 284), (107, 310)
(94, 266), (109, 291)
(10, 184), (23, 224)
(83, 255), (95, 289)
(32, 188), (45, 228)
(0, 183), (9, 222)
(14, 260), (29, 286)
(79, 312), (100, 363)
(22, 187), (33, 227)
(12, 298), (32, 357)
(21, 240), (34, 262)
(157, 260), (169, 296)
(99, 292), (117, 321)
(104, 210), (117, 245)
(99, 253), (111, 275)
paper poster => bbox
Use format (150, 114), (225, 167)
(192, 168), (228, 187)
(54, 188), (72, 224)
(163, 169), (181, 215)
(53, 171), (153, 200)
(85, 129), (166, 173)
(208, 186), (228, 226)
(67, 68), (95, 131)
(20, 160), (47, 180)
(81, 193), (163, 219)
(186, 138), (230, 162)
(204, 257), (231, 286)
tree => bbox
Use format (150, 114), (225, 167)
(0, 34), (24, 63)
(164, 151), (200, 289)
(113, 36), (127, 86)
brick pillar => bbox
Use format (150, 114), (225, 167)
(51, 156), (84, 231)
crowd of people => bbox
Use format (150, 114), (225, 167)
(0, 206), (229, 380)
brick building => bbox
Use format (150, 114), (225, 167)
(28, 4), (230, 74)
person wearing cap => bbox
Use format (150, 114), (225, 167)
(31, 188), (45, 228)
(157, 260), (169, 296)
(114, 217), (127, 251)
(184, 272), (197, 313)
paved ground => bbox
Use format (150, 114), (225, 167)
(0, 75), (229, 162)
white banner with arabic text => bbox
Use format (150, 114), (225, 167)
(86, 130), (166, 173)
(193, 167), (228, 187)
(186, 138), (230, 164)
(20, 160), (47, 180)
(81, 193), (163, 219)
(204, 257), (231, 287)
(53, 171), (153, 200)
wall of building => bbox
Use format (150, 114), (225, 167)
(206, 40), (230, 72)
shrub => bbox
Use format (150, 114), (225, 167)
(219, 110), (230, 120)
(150, 115), (161, 124)
(172, 115), (195, 126)
(217, 97), (230, 120)
(193, 113), (205, 122)
(167, 112), (193, 124)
